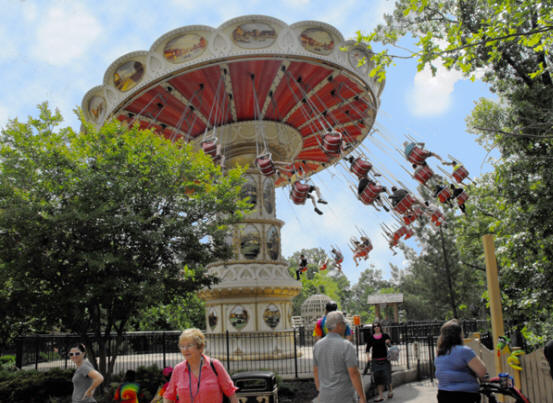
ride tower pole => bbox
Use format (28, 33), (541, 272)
(482, 234), (505, 378)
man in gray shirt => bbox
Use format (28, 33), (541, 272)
(313, 311), (366, 403)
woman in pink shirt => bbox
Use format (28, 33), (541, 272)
(163, 328), (238, 403)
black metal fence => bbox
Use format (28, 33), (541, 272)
(15, 319), (490, 379)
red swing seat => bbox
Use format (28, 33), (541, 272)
(393, 194), (416, 214)
(437, 188), (452, 203)
(350, 158), (373, 179)
(201, 140), (218, 158)
(430, 209), (444, 226)
(256, 155), (276, 177)
(321, 132), (342, 155)
(290, 182), (310, 205)
(404, 228), (415, 240)
(456, 190), (469, 205)
(403, 206), (423, 225)
(407, 146), (429, 165)
(414, 165), (434, 185)
(359, 183), (385, 205)
(452, 166), (469, 183)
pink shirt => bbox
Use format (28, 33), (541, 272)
(163, 355), (237, 403)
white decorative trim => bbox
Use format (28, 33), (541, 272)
(82, 15), (383, 129)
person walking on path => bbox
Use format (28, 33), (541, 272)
(313, 311), (366, 403)
(435, 319), (487, 403)
(313, 300), (353, 342)
(364, 322), (393, 401)
(69, 343), (104, 403)
(163, 328), (239, 403)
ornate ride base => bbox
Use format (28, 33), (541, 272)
(198, 172), (302, 359)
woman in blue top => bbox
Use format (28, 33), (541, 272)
(435, 319), (487, 403)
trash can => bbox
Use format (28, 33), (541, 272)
(360, 324), (373, 345)
(232, 370), (278, 402)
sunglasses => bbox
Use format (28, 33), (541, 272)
(68, 352), (82, 357)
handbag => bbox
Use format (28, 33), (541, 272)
(387, 345), (400, 361)
(209, 358), (231, 403)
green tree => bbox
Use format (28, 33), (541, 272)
(348, 265), (392, 324)
(0, 104), (247, 380)
(357, 0), (553, 343)
(287, 248), (350, 315)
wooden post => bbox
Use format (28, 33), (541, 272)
(482, 234), (505, 377)
(393, 303), (399, 323)
(374, 304), (380, 320)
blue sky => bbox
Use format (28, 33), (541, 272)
(0, 0), (496, 284)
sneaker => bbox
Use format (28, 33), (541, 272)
(318, 199), (328, 205)
(314, 207), (323, 215)
(383, 206), (390, 212)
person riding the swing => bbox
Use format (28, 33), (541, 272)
(331, 248), (344, 272)
(305, 184), (328, 215)
(357, 175), (389, 212)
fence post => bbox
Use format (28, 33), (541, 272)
(15, 337), (22, 369)
(225, 330), (230, 370)
(34, 336), (40, 370)
(428, 335), (435, 381)
(162, 331), (166, 369)
(405, 333), (410, 370)
(293, 327), (298, 379)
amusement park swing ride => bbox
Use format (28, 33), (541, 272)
(81, 15), (472, 356)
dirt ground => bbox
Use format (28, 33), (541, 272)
(278, 379), (319, 403)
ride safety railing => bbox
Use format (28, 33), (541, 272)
(15, 320), (490, 379)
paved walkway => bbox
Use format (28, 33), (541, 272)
(311, 380), (438, 403)
(385, 380), (437, 402)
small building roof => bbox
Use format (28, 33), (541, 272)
(367, 293), (404, 304)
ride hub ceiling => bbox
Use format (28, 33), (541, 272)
(82, 15), (384, 186)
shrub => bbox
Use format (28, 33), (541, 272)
(0, 368), (73, 402)
(0, 355), (16, 371)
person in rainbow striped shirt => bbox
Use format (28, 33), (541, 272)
(114, 370), (143, 403)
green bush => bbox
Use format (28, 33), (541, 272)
(0, 355), (15, 371)
(0, 368), (73, 402)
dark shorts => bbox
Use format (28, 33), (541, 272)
(437, 390), (480, 403)
(371, 359), (391, 385)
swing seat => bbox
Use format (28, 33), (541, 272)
(452, 165), (469, 183)
(322, 132), (342, 155)
(431, 209), (444, 226)
(456, 190), (469, 205)
(404, 228), (414, 240)
(414, 165), (434, 184)
(393, 194), (415, 214)
(350, 158), (373, 179)
(407, 146), (429, 165)
(437, 188), (452, 203)
(359, 184), (384, 205)
(290, 182), (310, 205)
(403, 207), (422, 225)
(201, 140), (218, 158)
(256, 155), (276, 176)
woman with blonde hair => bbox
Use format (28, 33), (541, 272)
(435, 319), (487, 403)
(163, 328), (238, 403)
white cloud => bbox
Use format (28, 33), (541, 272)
(31, 3), (102, 66)
(406, 65), (464, 117)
